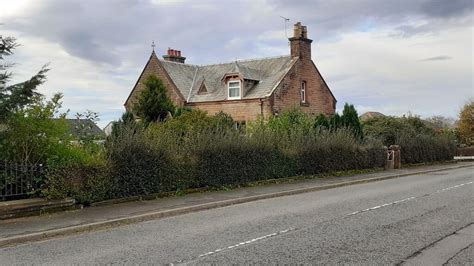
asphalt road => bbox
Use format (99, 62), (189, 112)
(1, 166), (472, 265)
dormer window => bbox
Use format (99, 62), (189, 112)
(228, 80), (241, 100)
(300, 81), (307, 103)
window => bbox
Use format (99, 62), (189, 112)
(300, 81), (306, 103)
(228, 80), (241, 99)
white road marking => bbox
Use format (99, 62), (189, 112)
(174, 181), (473, 264)
(347, 181), (473, 216)
(197, 228), (296, 258)
(436, 181), (473, 192)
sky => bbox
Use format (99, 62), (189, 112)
(0, 0), (472, 128)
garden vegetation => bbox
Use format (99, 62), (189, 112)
(0, 35), (458, 203)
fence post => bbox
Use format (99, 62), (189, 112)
(389, 145), (401, 169)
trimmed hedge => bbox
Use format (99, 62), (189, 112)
(46, 111), (386, 202)
(44, 111), (458, 203)
(397, 132), (456, 164)
(363, 115), (456, 164)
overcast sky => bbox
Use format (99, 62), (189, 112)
(1, 0), (472, 127)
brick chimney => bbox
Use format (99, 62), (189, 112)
(163, 48), (186, 63)
(289, 22), (312, 60)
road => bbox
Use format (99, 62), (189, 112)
(1, 166), (472, 264)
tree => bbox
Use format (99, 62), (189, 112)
(341, 103), (363, 139)
(0, 93), (69, 164)
(314, 113), (329, 129)
(0, 35), (49, 122)
(133, 75), (176, 124)
(457, 100), (473, 146)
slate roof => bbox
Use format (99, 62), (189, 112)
(159, 55), (298, 103)
(64, 119), (105, 139)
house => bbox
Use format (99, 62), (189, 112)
(103, 121), (114, 136)
(125, 22), (336, 121)
(359, 112), (385, 122)
(64, 119), (105, 139)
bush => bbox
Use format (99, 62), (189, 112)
(106, 122), (176, 197)
(42, 142), (110, 204)
(287, 129), (385, 174)
(397, 132), (456, 164)
(43, 163), (111, 205)
(191, 130), (292, 187)
(363, 115), (456, 164)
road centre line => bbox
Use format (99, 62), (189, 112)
(198, 228), (296, 258)
(174, 180), (473, 264)
(347, 181), (473, 216)
(171, 228), (297, 264)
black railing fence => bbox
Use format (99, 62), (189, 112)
(0, 161), (43, 201)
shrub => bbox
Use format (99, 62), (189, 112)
(43, 163), (111, 205)
(190, 130), (292, 187)
(288, 129), (385, 174)
(106, 122), (176, 197)
(42, 142), (110, 204)
(397, 132), (456, 164)
(457, 100), (474, 146)
(363, 115), (456, 164)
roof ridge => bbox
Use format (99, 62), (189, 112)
(159, 55), (291, 68)
(158, 59), (200, 67)
(198, 54), (291, 67)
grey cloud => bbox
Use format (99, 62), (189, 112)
(3, 0), (471, 67)
(420, 0), (472, 18)
(270, 0), (472, 40)
(420, 56), (452, 61)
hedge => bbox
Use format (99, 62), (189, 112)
(45, 111), (457, 203)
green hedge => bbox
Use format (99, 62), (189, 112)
(397, 133), (456, 164)
(45, 111), (459, 203)
(363, 115), (456, 164)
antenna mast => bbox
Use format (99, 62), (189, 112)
(280, 16), (290, 38)
(280, 16), (290, 46)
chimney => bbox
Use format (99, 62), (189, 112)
(289, 22), (313, 60)
(163, 48), (186, 63)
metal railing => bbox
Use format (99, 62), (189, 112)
(0, 161), (43, 201)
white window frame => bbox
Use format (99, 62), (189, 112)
(300, 80), (307, 103)
(228, 80), (241, 100)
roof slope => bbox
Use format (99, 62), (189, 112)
(159, 55), (297, 103)
(64, 119), (105, 139)
(359, 111), (385, 122)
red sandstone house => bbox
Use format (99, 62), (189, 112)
(125, 22), (336, 121)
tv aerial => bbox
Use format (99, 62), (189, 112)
(280, 16), (290, 43)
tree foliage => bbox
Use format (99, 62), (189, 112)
(341, 103), (363, 139)
(312, 103), (363, 139)
(457, 100), (474, 146)
(0, 35), (49, 122)
(0, 93), (69, 164)
(133, 75), (176, 124)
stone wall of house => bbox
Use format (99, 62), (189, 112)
(125, 52), (185, 112)
(187, 99), (272, 121)
(271, 58), (336, 116)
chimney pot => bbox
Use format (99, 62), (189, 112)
(163, 48), (186, 63)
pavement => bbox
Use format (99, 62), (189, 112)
(0, 162), (471, 264)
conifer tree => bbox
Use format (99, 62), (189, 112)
(134, 75), (176, 124)
(0, 35), (49, 122)
(341, 103), (363, 139)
